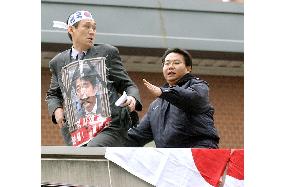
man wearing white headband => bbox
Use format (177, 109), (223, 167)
(46, 10), (142, 146)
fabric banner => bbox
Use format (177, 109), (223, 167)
(105, 148), (231, 187)
(223, 149), (244, 187)
(61, 57), (111, 146)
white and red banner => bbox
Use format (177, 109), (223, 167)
(223, 149), (244, 187)
(105, 148), (233, 187)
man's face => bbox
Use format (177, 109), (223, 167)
(69, 19), (96, 51)
(162, 52), (191, 86)
(76, 78), (97, 112)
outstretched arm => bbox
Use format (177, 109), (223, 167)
(142, 78), (210, 113)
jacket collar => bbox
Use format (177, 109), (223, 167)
(163, 73), (195, 88)
(63, 46), (100, 66)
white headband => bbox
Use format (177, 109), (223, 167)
(53, 10), (94, 30)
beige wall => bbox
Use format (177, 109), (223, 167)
(41, 68), (243, 148)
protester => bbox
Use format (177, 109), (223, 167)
(126, 48), (219, 148)
(46, 10), (142, 146)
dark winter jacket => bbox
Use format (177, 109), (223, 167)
(126, 73), (219, 148)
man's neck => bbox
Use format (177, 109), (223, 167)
(71, 46), (88, 59)
(72, 44), (89, 52)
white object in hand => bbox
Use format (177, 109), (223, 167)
(115, 91), (128, 107)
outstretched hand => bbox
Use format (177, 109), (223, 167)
(143, 79), (162, 97)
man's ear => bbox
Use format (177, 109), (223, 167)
(186, 66), (192, 73)
(67, 26), (73, 35)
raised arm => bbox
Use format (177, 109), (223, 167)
(143, 78), (211, 113)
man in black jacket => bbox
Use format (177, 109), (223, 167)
(126, 48), (219, 148)
(46, 10), (142, 146)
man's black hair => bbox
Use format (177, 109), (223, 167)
(161, 48), (192, 68)
(72, 66), (98, 87)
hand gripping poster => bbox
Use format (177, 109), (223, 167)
(61, 57), (111, 146)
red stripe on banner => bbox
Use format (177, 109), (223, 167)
(191, 149), (231, 187)
(227, 149), (244, 180)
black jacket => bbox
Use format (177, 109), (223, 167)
(127, 73), (219, 148)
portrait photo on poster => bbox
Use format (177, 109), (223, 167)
(61, 57), (111, 146)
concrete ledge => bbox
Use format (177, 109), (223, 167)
(41, 146), (153, 186)
(41, 146), (106, 159)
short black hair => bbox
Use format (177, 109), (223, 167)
(72, 66), (98, 87)
(161, 48), (192, 68)
(78, 75), (97, 87)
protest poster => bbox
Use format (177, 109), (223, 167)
(61, 57), (111, 146)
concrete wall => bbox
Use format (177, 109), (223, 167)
(41, 0), (243, 52)
(42, 146), (153, 186)
(42, 159), (153, 186)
